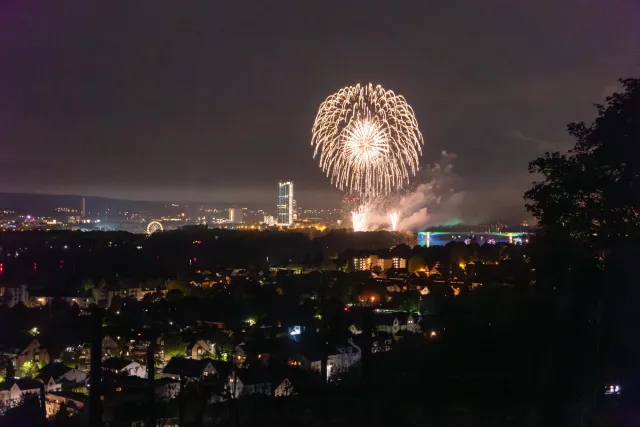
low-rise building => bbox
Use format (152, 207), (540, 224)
(31, 295), (94, 309)
(0, 284), (29, 307)
(351, 254), (407, 272)
(0, 379), (42, 410)
(124, 334), (163, 366)
(38, 363), (88, 391)
(103, 358), (146, 378)
(45, 391), (86, 419)
(187, 340), (214, 360)
(161, 357), (219, 381)
(288, 340), (361, 380)
(16, 339), (50, 369)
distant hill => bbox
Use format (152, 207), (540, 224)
(0, 192), (249, 217)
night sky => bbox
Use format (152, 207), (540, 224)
(1, 1), (638, 222)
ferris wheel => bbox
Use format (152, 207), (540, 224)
(146, 220), (163, 234)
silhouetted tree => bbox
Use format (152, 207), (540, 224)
(525, 77), (640, 425)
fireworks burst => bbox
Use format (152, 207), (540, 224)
(351, 209), (368, 232)
(311, 83), (424, 202)
(389, 211), (400, 231)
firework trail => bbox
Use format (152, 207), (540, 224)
(311, 83), (423, 202)
(389, 211), (400, 231)
(351, 208), (368, 232)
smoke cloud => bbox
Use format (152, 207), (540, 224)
(361, 150), (529, 231)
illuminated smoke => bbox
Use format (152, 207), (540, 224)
(389, 211), (400, 231)
(351, 208), (368, 232)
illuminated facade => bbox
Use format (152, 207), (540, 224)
(352, 255), (406, 271)
(229, 207), (243, 224)
(277, 181), (294, 226)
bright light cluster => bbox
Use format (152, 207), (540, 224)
(351, 209), (368, 232)
(311, 83), (424, 202)
(389, 211), (400, 231)
(146, 221), (163, 234)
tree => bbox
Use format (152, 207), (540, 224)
(167, 279), (190, 295)
(164, 335), (187, 359)
(525, 78), (640, 251)
(214, 342), (233, 362)
(19, 360), (42, 379)
(166, 289), (184, 302)
(0, 289), (12, 306)
(80, 278), (95, 295)
(0, 394), (46, 427)
(524, 77), (640, 422)
(407, 255), (426, 273)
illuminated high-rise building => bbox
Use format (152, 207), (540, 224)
(277, 181), (294, 225)
(229, 207), (243, 224)
(292, 198), (298, 221)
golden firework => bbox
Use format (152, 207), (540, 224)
(311, 83), (423, 201)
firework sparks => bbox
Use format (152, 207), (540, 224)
(389, 211), (400, 231)
(352, 209), (368, 232)
(311, 83), (424, 202)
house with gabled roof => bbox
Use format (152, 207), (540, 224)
(38, 362), (87, 391)
(103, 357), (146, 378)
(0, 378), (43, 409)
(16, 339), (49, 369)
(161, 357), (220, 381)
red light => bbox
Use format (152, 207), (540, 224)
(33, 262), (37, 272)
(193, 257), (197, 263)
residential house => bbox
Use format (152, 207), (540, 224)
(348, 323), (362, 335)
(274, 377), (294, 397)
(0, 284), (29, 307)
(232, 344), (248, 367)
(351, 254), (406, 272)
(103, 358), (146, 378)
(0, 379), (42, 410)
(43, 377), (62, 392)
(348, 327), (393, 354)
(195, 320), (227, 330)
(289, 340), (361, 380)
(16, 339), (50, 369)
(93, 282), (143, 307)
(125, 334), (163, 365)
(187, 340), (214, 360)
(45, 391), (86, 419)
(371, 331), (393, 353)
(38, 363), (87, 391)
(386, 284), (402, 293)
(374, 313), (422, 335)
(374, 314), (401, 335)
(426, 262), (445, 277)
(102, 335), (122, 356)
(405, 313), (422, 333)
(31, 295), (94, 309)
(161, 357), (218, 381)
(155, 378), (180, 401)
(225, 369), (271, 399)
(68, 335), (121, 372)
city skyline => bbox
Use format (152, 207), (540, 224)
(1, 1), (638, 225)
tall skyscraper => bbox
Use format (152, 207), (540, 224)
(229, 207), (243, 224)
(81, 198), (86, 217)
(277, 181), (294, 225)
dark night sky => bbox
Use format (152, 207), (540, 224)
(1, 1), (638, 222)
